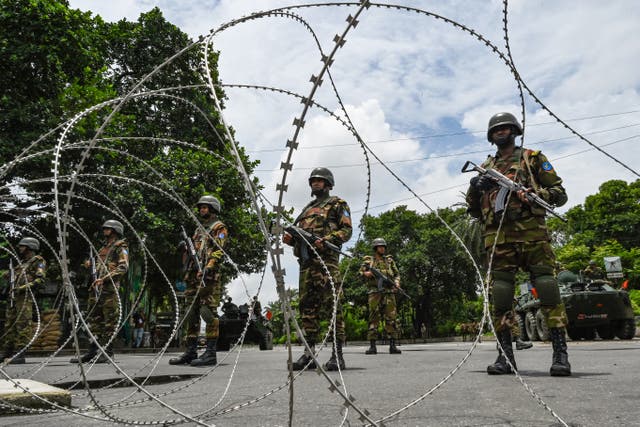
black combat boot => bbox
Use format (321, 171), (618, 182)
(549, 328), (571, 377)
(169, 338), (198, 365)
(324, 342), (345, 371)
(95, 344), (114, 364)
(290, 343), (316, 370)
(190, 339), (217, 367)
(365, 339), (377, 355)
(70, 342), (98, 364)
(487, 328), (516, 375)
(515, 336), (533, 350)
(389, 339), (401, 354)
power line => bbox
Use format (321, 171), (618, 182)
(253, 123), (640, 172)
(246, 108), (640, 153)
(350, 133), (640, 214)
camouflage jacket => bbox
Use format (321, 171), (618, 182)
(15, 254), (46, 292)
(294, 195), (352, 261)
(96, 239), (129, 285)
(360, 254), (400, 292)
(193, 217), (227, 272)
(583, 265), (605, 280)
(465, 147), (567, 247)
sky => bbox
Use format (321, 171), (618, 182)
(68, 0), (640, 307)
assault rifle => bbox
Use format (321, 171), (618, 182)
(180, 226), (211, 283)
(363, 264), (410, 299)
(284, 226), (351, 264)
(88, 248), (98, 298)
(461, 160), (567, 222)
(9, 258), (15, 308)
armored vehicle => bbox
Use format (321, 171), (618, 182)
(515, 271), (636, 341)
(215, 299), (274, 351)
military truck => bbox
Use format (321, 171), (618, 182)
(515, 271), (636, 341)
(214, 298), (273, 351)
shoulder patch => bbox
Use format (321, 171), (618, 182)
(218, 232), (226, 239)
(531, 150), (541, 156)
(541, 161), (553, 171)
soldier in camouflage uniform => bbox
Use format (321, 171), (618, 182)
(466, 112), (571, 376)
(360, 238), (402, 355)
(283, 167), (352, 371)
(582, 260), (605, 281)
(170, 195), (227, 367)
(71, 220), (128, 364)
(2, 237), (46, 364)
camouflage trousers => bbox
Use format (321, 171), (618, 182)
(489, 241), (567, 331)
(299, 258), (345, 343)
(3, 292), (33, 352)
(367, 291), (399, 340)
(87, 290), (119, 345)
(184, 276), (223, 340)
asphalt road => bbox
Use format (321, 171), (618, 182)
(1, 339), (639, 426)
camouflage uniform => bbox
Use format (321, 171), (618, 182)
(360, 254), (400, 340)
(466, 146), (569, 331)
(183, 217), (227, 340)
(294, 196), (352, 344)
(583, 265), (605, 281)
(3, 255), (46, 354)
(88, 239), (129, 345)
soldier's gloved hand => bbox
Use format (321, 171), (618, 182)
(282, 232), (293, 246)
(470, 175), (496, 192)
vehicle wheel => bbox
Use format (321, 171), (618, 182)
(596, 325), (615, 340)
(525, 311), (539, 341)
(567, 327), (581, 341)
(535, 309), (549, 341)
(517, 313), (528, 341)
(217, 338), (230, 352)
(615, 319), (637, 340)
(581, 327), (596, 340)
(259, 330), (274, 351)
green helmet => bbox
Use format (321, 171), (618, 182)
(487, 112), (522, 142)
(589, 260), (597, 265)
(372, 238), (387, 249)
(197, 195), (221, 213)
(18, 237), (40, 251)
(308, 167), (335, 188)
(102, 219), (124, 236)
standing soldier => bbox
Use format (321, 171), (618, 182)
(582, 260), (605, 281)
(170, 195), (227, 367)
(70, 220), (128, 363)
(2, 237), (46, 364)
(360, 238), (402, 355)
(466, 112), (571, 376)
(283, 167), (352, 371)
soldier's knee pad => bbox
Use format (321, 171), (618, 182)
(491, 279), (515, 314)
(533, 275), (561, 306)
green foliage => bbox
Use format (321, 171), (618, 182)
(343, 304), (368, 341)
(342, 206), (479, 338)
(628, 290), (640, 316)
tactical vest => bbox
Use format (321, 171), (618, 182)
(97, 239), (127, 280)
(479, 147), (549, 245)
(15, 255), (46, 289)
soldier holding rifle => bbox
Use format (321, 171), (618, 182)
(283, 167), (352, 371)
(464, 112), (571, 377)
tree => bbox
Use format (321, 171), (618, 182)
(342, 206), (479, 338)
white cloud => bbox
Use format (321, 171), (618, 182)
(66, 0), (640, 307)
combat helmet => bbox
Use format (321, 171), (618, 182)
(308, 167), (334, 188)
(18, 237), (40, 251)
(487, 112), (523, 142)
(371, 238), (387, 249)
(197, 195), (221, 213)
(102, 219), (124, 236)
